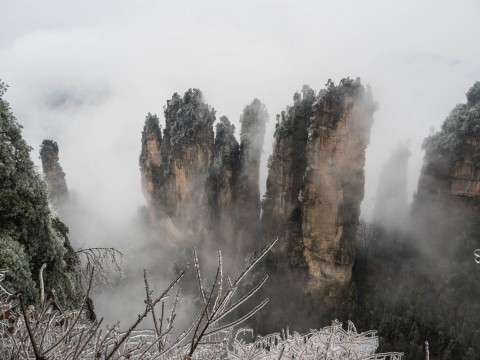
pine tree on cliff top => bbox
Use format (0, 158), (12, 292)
(423, 81), (480, 163)
(164, 88), (216, 148)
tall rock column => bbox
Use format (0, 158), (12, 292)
(262, 86), (314, 261)
(302, 79), (375, 298)
(237, 99), (268, 254)
(40, 140), (69, 206)
(262, 79), (376, 303)
(161, 89), (215, 225)
(412, 81), (480, 255)
(139, 89), (215, 245)
(139, 113), (163, 221)
(207, 116), (240, 254)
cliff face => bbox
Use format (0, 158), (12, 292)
(140, 89), (215, 244)
(451, 136), (480, 196)
(160, 89), (215, 228)
(237, 99), (268, 254)
(139, 114), (163, 221)
(140, 89), (266, 255)
(262, 79), (375, 302)
(413, 82), (480, 251)
(207, 116), (240, 253)
(262, 86), (313, 260)
(40, 140), (69, 206)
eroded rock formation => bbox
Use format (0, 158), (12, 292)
(40, 140), (69, 206)
(140, 89), (267, 255)
(139, 113), (163, 220)
(207, 116), (240, 253)
(140, 89), (215, 245)
(140, 81), (375, 305)
(262, 79), (376, 302)
(237, 100), (268, 254)
(412, 81), (480, 253)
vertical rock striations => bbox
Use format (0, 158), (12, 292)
(237, 99), (268, 254)
(262, 79), (376, 302)
(160, 89), (215, 227)
(139, 89), (266, 255)
(262, 85), (314, 262)
(40, 140), (69, 206)
(140, 81), (374, 301)
(207, 116), (240, 253)
(139, 113), (163, 221)
(140, 89), (215, 243)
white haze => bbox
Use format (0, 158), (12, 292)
(1, 0), (479, 323)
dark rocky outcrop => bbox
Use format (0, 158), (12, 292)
(40, 140), (69, 206)
(412, 81), (480, 255)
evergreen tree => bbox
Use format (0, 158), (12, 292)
(0, 80), (77, 306)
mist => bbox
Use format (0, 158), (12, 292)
(1, 0), (480, 336)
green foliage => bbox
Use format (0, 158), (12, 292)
(311, 77), (371, 130)
(466, 81), (480, 105)
(334, 224), (480, 360)
(0, 80), (8, 98)
(143, 112), (161, 134)
(274, 85), (315, 139)
(39, 140), (66, 184)
(240, 98), (268, 150)
(213, 116), (239, 171)
(274, 80), (372, 141)
(0, 235), (36, 301)
(316, 78), (365, 107)
(0, 80), (76, 306)
(40, 139), (58, 153)
(423, 81), (480, 166)
(164, 88), (215, 148)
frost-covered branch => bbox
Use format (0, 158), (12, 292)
(0, 240), (404, 359)
(70, 247), (125, 290)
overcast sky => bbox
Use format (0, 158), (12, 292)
(1, 0), (479, 224)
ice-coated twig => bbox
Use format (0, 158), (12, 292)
(205, 298), (269, 337)
(211, 249), (223, 315)
(0, 239), (404, 359)
(39, 264), (47, 306)
(18, 294), (41, 360)
(193, 247), (208, 309)
(212, 274), (268, 323)
(70, 247), (125, 290)
(43, 267), (95, 356)
(104, 263), (189, 360)
(143, 270), (161, 339)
